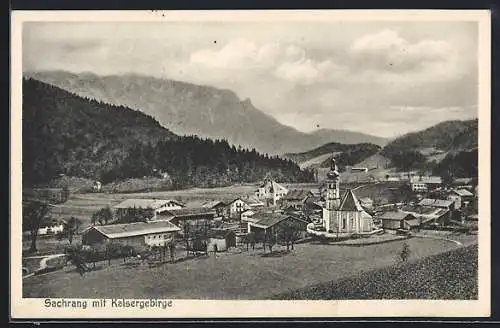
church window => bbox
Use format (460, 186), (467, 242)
(342, 217), (346, 229)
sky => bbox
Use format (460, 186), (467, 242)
(23, 20), (479, 138)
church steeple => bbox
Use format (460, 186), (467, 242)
(325, 155), (341, 210)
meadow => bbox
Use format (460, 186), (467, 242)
(23, 235), (477, 299)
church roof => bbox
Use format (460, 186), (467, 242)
(338, 189), (364, 212)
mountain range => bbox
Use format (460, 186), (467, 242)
(25, 71), (389, 155)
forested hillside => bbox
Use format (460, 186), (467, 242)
(23, 78), (314, 188)
(284, 142), (381, 170)
(381, 119), (478, 179)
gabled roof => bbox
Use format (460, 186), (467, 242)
(88, 221), (181, 239)
(272, 181), (288, 193)
(419, 198), (454, 208)
(228, 198), (250, 206)
(201, 200), (226, 208)
(250, 213), (307, 229)
(453, 189), (474, 197)
(113, 198), (183, 210)
(379, 211), (416, 221)
(338, 190), (364, 212)
(160, 207), (216, 218)
(283, 189), (312, 201)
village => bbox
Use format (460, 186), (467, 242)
(21, 155), (479, 299)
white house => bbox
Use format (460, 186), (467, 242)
(255, 179), (289, 206)
(38, 220), (65, 236)
(227, 198), (251, 219)
(410, 176), (443, 192)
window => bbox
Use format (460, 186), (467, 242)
(342, 218), (346, 229)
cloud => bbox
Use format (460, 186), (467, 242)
(188, 38), (348, 85)
(348, 29), (460, 83)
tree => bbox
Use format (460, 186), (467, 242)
(266, 231), (276, 253)
(91, 206), (113, 225)
(23, 200), (51, 253)
(399, 243), (411, 263)
(58, 217), (82, 245)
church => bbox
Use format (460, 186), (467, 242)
(322, 157), (374, 236)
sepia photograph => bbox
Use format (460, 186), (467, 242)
(10, 10), (491, 319)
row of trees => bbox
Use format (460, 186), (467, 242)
(101, 136), (315, 188)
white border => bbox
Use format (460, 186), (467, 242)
(10, 10), (491, 319)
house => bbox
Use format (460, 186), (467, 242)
(248, 213), (309, 241)
(280, 189), (313, 211)
(207, 229), (237, 252)
(113, 198), (185, 221)
(202, 200), (227, 218)
(447, 189), (474, 209)
(255, 179), (289, 206)
(400, 204), (451, 227)
(378, 211), (420, 231)
(409, 176), (442, 192)
(37, 219), (65, 236)
(81, 220), (181, 249)
(93, 181), (102, 192)
(226, 198), (251, 219)
(418, 198), (455, 211)
(158, 207), (217, 235)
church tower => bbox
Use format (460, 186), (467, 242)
(323, 155), (341, 231)
(326, 156), (341, 210)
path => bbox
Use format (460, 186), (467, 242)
(23, 253), (67, 279)
(412, 233), (463, 246)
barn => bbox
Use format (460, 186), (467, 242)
(81, 221), (181, 250)
(248, 213), (309, 242)
(378, 211), (420, 231)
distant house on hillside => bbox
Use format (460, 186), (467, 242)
(93, 180), (102, 192)
(255, 179), (288, 206)
(113, 198), (185, 221)
(409, 176), (442, 192)
(81, 220), (181, 249)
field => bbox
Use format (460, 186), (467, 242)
(271, 244), (478, 300)
(23, 234), (477, 299)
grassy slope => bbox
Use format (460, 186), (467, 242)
(271, 244), (478, 300)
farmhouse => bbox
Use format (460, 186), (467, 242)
(158, 207), (216, 234)
(202, 200), (227, 218)
(226, 198), (251, 219)
(81, 220), (181, 249)
(418, 198), (455, 211)
(400, 204), (451, 227)
(409, 176), (442, 192)
(447, 189), (474, 209)
(280, 189), (313, 211)
(114, 198), (185, 221)
(255, 179), (289, 206)
(248, 213), (309, 241)
(378, 211), (420, 231)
